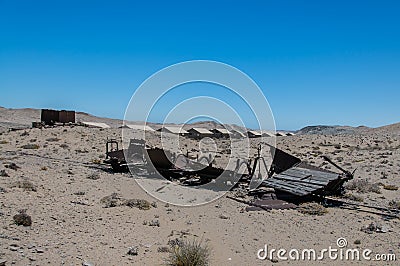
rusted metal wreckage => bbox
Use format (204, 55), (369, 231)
(104, 139), (354, 199)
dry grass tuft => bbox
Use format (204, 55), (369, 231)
(21, 144), (40, 149)
(383, 184), (398, 191)
(13, 209), (32, 226)
(298, 202), (328, 215)
(12, 179), (37, 191)
(343, 193), (364, 202)
(165, 238), (211, 266)
(345, 179), (381, 194)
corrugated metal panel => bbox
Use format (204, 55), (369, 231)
(263, 166), (341, 196)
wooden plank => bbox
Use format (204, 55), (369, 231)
(268, 177), (324, 190)
(263, 179), (320, 195)
(273, 174), (329, 186)
(287, 167), (339, 180)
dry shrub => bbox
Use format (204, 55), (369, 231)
(13, 209), (32, 226)
(60, 143), (69, 149)
(345, 179), (381, 194)
(0, 140), (8, 144)
(13, 179), (37, 191)
(298, 202), (328, 216)
(123, 199), (151, 210)
(165, 238), (211, 266)
(383, 184), (398, 191)
(91, 159), (102, 164)
(46, 137), (60, 142)
(21, 144), (40, 149)
(87, 173), (100, 180)
(100, 193), (124, 208)
(343, 193), (364, 202)
(100, 193), (151, 210)
(388, 200), (400, 210)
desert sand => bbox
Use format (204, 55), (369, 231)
(0, 107), (399, 265)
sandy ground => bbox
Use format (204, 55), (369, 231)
(0, 123), (399, 265)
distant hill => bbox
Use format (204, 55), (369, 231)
(297, 122), (400, 136)
(296, 125), (359, 135)
(1, 106), (398, 135)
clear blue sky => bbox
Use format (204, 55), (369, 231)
(1, 0), (399, 130)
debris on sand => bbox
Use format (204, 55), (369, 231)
(13, 209), (32, 226)
(361, 222), (389, 234)
(127, 246), (139, 256)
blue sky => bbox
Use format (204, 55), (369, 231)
(1, 0), (399, 130)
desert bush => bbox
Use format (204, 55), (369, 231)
(91, 159), (101, 164)
(12, 179), (36, 191)
(388, 200), (400, 210)
(345, 179), (381, 194)
(21, 144), (39, 149)
(13, 209), (32, 226)
(60, 143), (69, 149)
(5, 163), (20, 171)
(100, 193), (123, 208)
(343, 193), (364, 202)
(75, 148), (89, 153)
(165, 238), (211, 266)
(40, 166), (48, 171)
(0, 140), (8, 144)
(124, 199), (151, 210)
(383, 184), (398, 191)
(87, 172), (100, 180)
(298, 202), (328, 215)
(158, 246), (170, 253)
(46, 137), (60, 142)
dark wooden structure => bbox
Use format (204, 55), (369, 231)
(41, 109), (75, 125)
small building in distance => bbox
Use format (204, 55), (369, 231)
(230, 130), (246, 138)
(247, 130), (262, 138)
(211, 128), (230, 138)
(41, 109), (75, 125)
(122, 124), (155, 132)
(188, 128), (214, 139)
(275, 131), (287, 136)
(158, 126), (189, 136)
(260, 130), (275, 137)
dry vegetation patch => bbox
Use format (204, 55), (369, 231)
(165, 238), (211, 266)
(345, 179), (381, 194)
(298, 202), (328, 215)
